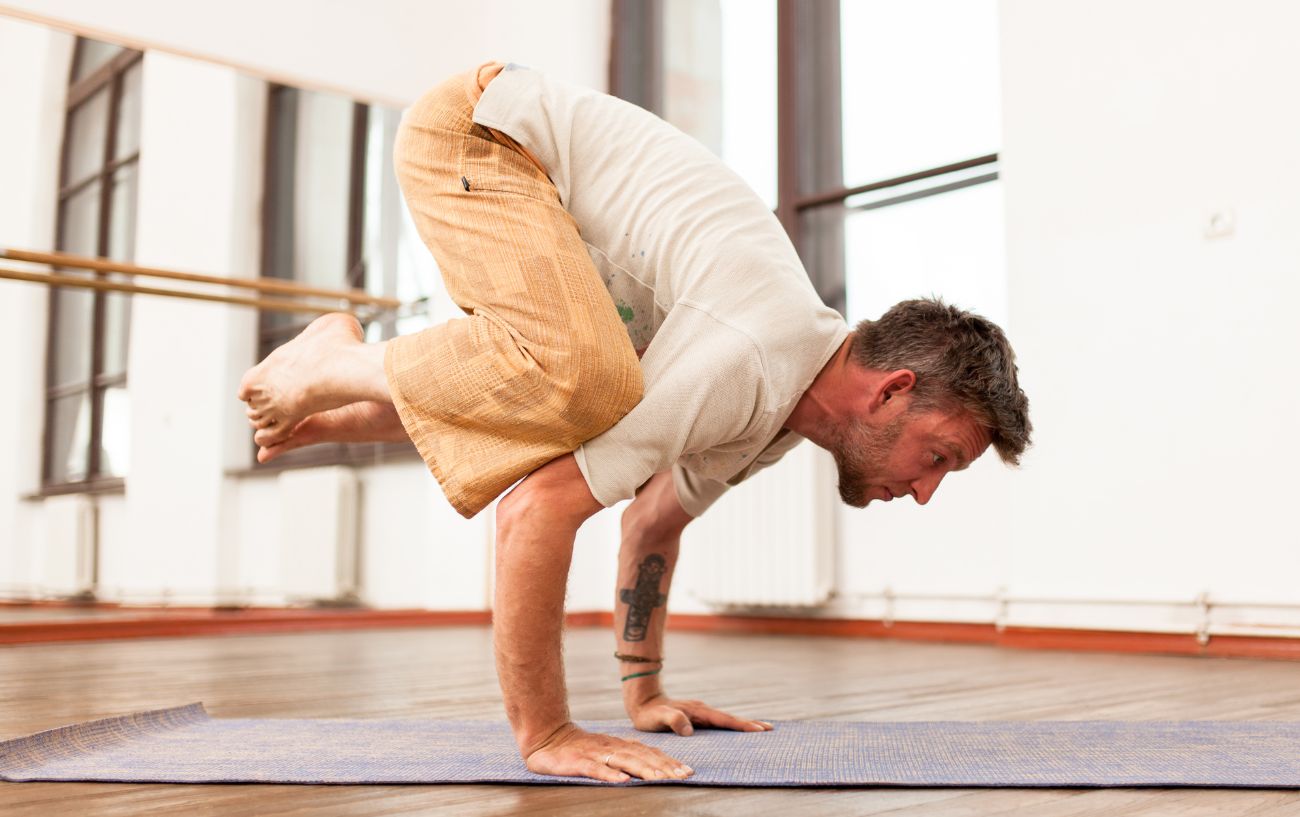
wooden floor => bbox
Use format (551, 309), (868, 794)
(3, 626), (1300, 815)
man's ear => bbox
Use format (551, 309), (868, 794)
(874, 369), (917, 409)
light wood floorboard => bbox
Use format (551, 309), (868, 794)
(3, 626), (1300, 815)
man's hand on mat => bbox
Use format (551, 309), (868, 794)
(627, 693), (773, 736)
(524, 723), (694, 783)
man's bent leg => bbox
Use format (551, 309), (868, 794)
(383, 68), (642, 518)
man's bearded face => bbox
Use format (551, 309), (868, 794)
(826, 414), (907, 507)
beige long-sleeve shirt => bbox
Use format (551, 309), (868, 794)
(473, 64), (848, 516)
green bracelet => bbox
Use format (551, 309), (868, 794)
(621, 668), (662, 682)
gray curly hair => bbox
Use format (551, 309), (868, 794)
(848, 297), (1032, 466)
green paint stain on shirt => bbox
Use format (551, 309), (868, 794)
(617, 302), (635, 323)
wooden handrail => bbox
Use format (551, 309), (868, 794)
(0, 265), (360, 317)
(0, 247), (401, 309)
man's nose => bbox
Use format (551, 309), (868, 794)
(910, 473), (945, 505)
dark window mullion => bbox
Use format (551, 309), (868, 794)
(93, 372), (128, 390)
(66, 49), (141, 110)
(59, 170), (102, 203)
(46, 381), (93, 401)
(252, 89), (401, 471)
(842, 169), (999, 214)
(775, 0), (800, 249)
(59, 151), (141, 200)
(345, 103), (369, 292)
(86, 68), (125, 479)
(793, 153), (1000, 212)
(342, 104), (372, 460)
(609, 0), (664, 114)
(776, 0), (845, 313)
(43, 48), (86, 485)
(44, 39), (140, 489)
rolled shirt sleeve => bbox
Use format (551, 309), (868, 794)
(671, 425), (807, 517)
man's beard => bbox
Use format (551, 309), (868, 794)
(827, 415), (906, 507)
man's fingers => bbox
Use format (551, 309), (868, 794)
(623, 741), (693, 779)
(528, 752), (631, 783)
(579, 757), (630, 783)
(527, 731), (693, 783)
(606, 749), (682, 781)
(666, 709), (694, 737)
(686, 704), (772, 732)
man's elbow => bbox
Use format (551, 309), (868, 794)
(496, 453), (604, 542)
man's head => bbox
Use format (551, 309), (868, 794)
(816, 298), (1031, 507)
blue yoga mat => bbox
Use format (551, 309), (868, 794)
(3, 704), (1298, 787)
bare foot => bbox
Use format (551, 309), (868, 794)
(256, 401), (409, 463)
(238, 313), (386, 447)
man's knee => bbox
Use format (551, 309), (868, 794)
(496, 454), (602, 535)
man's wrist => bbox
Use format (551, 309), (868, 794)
(621, 668), (666, 709)
(517, 719), (579, 758)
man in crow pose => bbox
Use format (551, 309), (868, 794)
(238, 62), (1031, 783)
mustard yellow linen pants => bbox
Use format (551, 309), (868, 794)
(383, 64), (643, 518)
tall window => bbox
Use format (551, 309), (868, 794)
(256, 84), (432, 469)
(832, 0), (1004, 327)
(611, 0), (1005, 326)
(43, 37), (143, 491)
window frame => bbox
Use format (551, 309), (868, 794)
(41, 40), (143, 494)
(610, 0), (1001, 316)
(251, 83), (420, 473)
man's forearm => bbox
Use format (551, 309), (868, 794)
(493, 507), (577, 754)
(615, 523), (681, 707)
(493, 455), (607, 759)
(491, 456), (695, 781)
(613, 474), (768, 741)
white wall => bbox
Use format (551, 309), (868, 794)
(822, 0), (1300, 637)
(0, 0), (610, 104)
(996, 0), (1300, 631)
(113, 52), (262, 600)
(0, 18), (72, 596)
(0, 10), (572, 608)
(5, 2), (1300, 639)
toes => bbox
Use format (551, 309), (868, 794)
(258, 443), (292, 463)
(254, 426), (290, 447)
(255, 414), (311, 447)
(237, 371), (258, 402)
(258, 422), (317, 463)
(257, 442), (294, 464)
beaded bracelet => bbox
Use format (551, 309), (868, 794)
(621, 668), (662, 682)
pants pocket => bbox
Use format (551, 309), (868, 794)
(457, 124), (559, 202)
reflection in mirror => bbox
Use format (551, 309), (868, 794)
(13, 21), (442, 481)
(44, 34), (143, 487)
(71, 37), (123, 82)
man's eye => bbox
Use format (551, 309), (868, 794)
(931, 453), (945, 466)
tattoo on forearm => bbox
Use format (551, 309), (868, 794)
(619, 554), (667, 642)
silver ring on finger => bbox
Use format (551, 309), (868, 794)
(602, 752), (615, 766)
